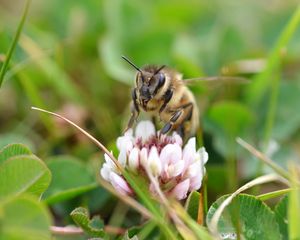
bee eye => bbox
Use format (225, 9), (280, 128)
(153, 73), (165, 95)
(157, 73), (165, 87)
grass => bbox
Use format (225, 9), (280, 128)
(0, 0), (30, 87)
(1, 0), (300, 239)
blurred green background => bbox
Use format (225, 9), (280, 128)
(1, 0), (300, 229)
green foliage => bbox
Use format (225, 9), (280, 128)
(1, 0), (300, 239)
(206, 194), (281, 240)
(43, 156), (97, 204)
(121, 170), (178, 239)
(273, 81), (300, 141)
(0, 144), (52, 239)
(185, 191), (201, 221)
(246, 5), (300, 105)
(0, 143), (31, 164)
(205, 101), (253, 156)
(70, 207), (106, 238)
(0, 195), (52, 240)
(274, 195), (288, 240)
(0, 144), (51, 200)
(288, 164), (300, 239)
(0, 0), (30, 87)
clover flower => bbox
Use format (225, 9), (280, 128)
(100, 121), (208, 200)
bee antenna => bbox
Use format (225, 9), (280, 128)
(154, 65), (166, 75)
(122, 56), (142, 73)
(150, 65), (166, 81)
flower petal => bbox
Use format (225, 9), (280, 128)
(186, 161), (202, 178)
(100, 163), (111, 181)
(182, 137), (197, 169)
(128, 147), (139, 171)
(189, 176), (202, 191)
(110, 172), (133, 195)
(116, 135), (133, 153)
(135, 120), (155, 142)
(140, 147), (148, 168)
(160, 144), (182, 166)
(198, 147), (209, 165)
(171, 179), (190, 200)
(118, 148), (127, 167)
(167, 160), (185, 177)
(172, 132), (183, 146)
(148, 147), (162, 176)
(124, 128), (133, 137)
(104, 153), (117, 171)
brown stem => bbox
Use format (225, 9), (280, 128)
(50, 225), (126, 236)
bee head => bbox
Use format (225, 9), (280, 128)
(122, 56), (166, 105)
(136, 69), (166, 103)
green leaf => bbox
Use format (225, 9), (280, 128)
(43, 156), (97, 204)
(0, 195), (52, 240)
(185, 191), (200, 221)
(70, 207), (105, 238)
(274, 195), (288, 240)
(206, 194), (281, 240)
(0, 143), (32, 165)
(0, 155), (51, 199)
(0, 133), (35, 152)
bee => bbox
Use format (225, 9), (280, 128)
(122, 56), (199, 140)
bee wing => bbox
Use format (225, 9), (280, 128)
(182, 76), (250, 86)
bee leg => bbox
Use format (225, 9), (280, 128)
(124, 88), (139, 132)
(184, 103), (193, 121)
(160, 110), (183, 134)
(176, 103), (193, 139)
(177, 124), (185, 139)
(161, 102), (193, 136)
(159, 89), (173, 113)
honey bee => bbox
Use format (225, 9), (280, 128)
(122, 56), (199, 140)
(122, 56), (248, 140)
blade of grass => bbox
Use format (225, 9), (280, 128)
(108, 201), (129, 230)
(172, 201), (214, 240)
(262, 71), (280, 151)
(96, 176), (152, 219)
(246, 6), (300, 183)
(246, 4), (300, 105)
(288, 162), (300, 239)
(142, 167), (195, 239)
(0, 0), (31, 88)
(257, 188), (293, 201)
(20, 35), (82, 103)
(137, 221), (156, 240)
(122, 171), (178, 239)
(18, 72), (54, 131)
(237, 138), (291, 182)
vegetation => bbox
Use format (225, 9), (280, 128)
(1, 0), (300, 239)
